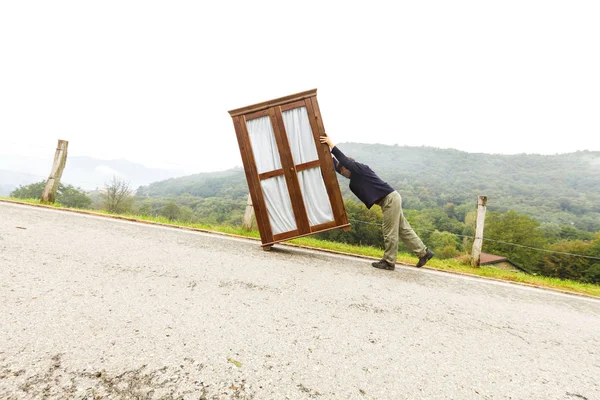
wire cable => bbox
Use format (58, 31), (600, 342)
(348, 218), (600, 261)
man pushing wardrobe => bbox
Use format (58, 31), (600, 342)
(320, 135), (434, 270)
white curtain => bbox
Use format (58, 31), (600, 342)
(246, 116), (282, 173)
(282, 106), (319, 164)
(247, 116), (297, 235)
(297, 167), (334, 226)
(260, 176), (297, 235)
(282, 107), (334, 226)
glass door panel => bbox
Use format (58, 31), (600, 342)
(260, 176), (297, 235)
(282, 106), (334, 226)
(281, 106), (319, 164)
(247, 116), (282, 173)
(297, 167), (334, 225)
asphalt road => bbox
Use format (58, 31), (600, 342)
(1, 202), (599, 400)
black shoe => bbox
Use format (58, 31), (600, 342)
(372, 260), (395, 270)
(416, 248), (434, 268)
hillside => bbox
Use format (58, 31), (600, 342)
(137, 144), (600, 232)
(136, 168), (248, 199)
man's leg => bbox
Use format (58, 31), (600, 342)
(381, 192), (401, 265)
(393, 192), (427, 258)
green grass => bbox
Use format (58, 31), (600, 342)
(286, 236), (600, 297)
(2, 197), (599, 298)
(110, 211), (262, 239)
(1, 197), (63, 207)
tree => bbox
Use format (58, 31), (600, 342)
(100, 176), (134, 214)
(583, 233), (600, 283)
(483, 211), (548, 271)
(539, 240), (592, 281)
(192, 197), (246, 225)
(428, 230), (460, 259)
(178, 206), (196, 223)
(136, 201), (154, 216)
(11, 181), (92, 209)
(10, 181), (46, 199)
(161, 201), (180, 221)
(59, 184), (92, 208)
(584, 264), (600, 284)
(558, 225), (594, 241)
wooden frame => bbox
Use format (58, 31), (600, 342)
(229, 89), (350, 247)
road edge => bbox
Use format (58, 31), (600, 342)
(2, 199), (598, 301)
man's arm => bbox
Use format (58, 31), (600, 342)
(319, 135), (362, 173)
(319, 135), (340, 172)
(320, 135), (335, 150)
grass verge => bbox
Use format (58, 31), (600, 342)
(2, 197), (599, 298)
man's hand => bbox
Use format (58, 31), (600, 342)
(319, 135), (334, 150)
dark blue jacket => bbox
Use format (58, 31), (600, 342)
(331, 146), (395, 209)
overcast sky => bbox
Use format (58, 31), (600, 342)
(1, 1), (599, 175)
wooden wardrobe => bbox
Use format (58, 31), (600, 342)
(229, 89), (350, 248)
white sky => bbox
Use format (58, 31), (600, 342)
(1, 1), (599, 175)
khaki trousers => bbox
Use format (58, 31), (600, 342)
(379, 191), (426, 264)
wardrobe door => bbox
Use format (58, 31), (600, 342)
(246, 114), (297, 235)
(281, 105), (334, 229)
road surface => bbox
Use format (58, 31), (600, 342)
(1, 202), (599, 399)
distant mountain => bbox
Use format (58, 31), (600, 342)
(62, 156), (185, 190)
(0, 170), (42, 196)
(0, 155), (185, 194)
(136, 144), (600, 232)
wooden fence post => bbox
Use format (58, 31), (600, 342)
(242, 193), (254, 231)
(471, 195), (488, 267)
(41, 140), (69, 203)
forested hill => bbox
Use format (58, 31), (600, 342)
(136, 168), (248, 199)
(136, 144), (600, 232)
(339, 144), (599, 228)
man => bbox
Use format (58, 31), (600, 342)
(320, 135), (434, 270)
